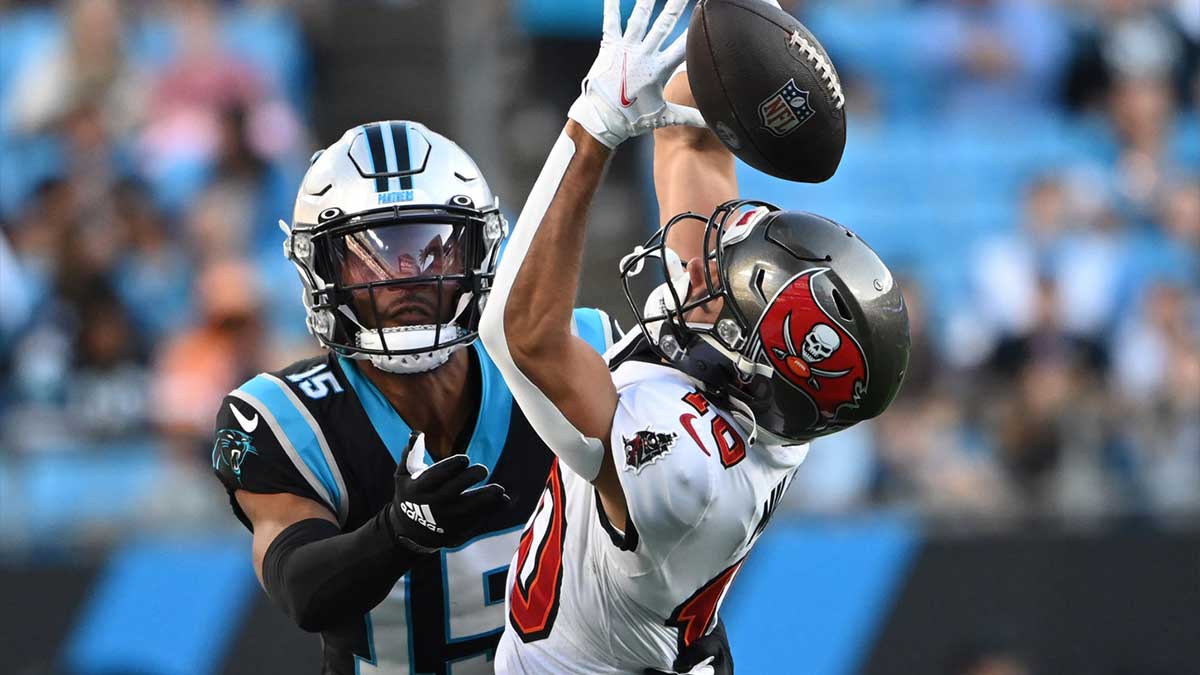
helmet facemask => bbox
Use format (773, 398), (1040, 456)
(285, 201), (506, 374)
(622, 199), (910, 446)
(620, 200), (778, 399)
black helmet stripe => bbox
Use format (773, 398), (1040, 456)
(363, 123), (389, 192)
(388, 122), (414, 190)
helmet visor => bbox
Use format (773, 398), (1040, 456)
(329, 222), (468, 328)
(334, 222), (466, 284)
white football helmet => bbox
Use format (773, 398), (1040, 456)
(281, 121), (507, 373)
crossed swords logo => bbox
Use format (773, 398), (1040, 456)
(770, 312), (852, 390)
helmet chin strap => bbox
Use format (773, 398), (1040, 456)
(340, 295), (473, 374)
(355, 324), (466, 374)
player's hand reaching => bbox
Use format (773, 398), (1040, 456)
(388, 432), (510, 553)
(569, 0), (706, 149)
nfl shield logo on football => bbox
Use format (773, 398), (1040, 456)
(758, 78), (815, 137)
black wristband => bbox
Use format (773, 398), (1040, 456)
(261, 508), (423, 632)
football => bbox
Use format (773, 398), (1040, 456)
(686, 0), (847, 183)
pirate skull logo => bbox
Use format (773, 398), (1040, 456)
(802, 323), (840, 363)
(759, 269), (870, 422)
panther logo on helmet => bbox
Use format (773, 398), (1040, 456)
(757, 268), (868, 420)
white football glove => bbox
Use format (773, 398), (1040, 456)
(569, 0), (706, 148)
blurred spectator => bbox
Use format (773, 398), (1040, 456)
(1102, 76), (1191, 225)
(111, 179), (194, 342)
(969, 177), (1070, 342)
(966, 176), (1123, 360)
(150, 259), (266, 462)
(8, 177), (80, 304)
(207, 102), (298, 255)
(3, 0), (146, 138)
(874, 389), (1013, 515)
(1063, 0), (1199, 112)
(140, 0), (301, 211)
(915, 0), (1067, 120)
(1160, 178), (1200, 250)
(1111, 282), (1200, 513)
(4, 179), (85, 419)
(64, 281), (150, 439)
(1123, 178), (1200, 304)
(985, 278), (1116, 514)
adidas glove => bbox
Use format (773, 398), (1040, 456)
(388, 432), (510, 553)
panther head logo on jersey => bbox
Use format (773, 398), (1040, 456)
(212, 428), (258, 484)
(757, 268), (868, 421)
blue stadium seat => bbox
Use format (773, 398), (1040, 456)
(7, 445), (164, 540)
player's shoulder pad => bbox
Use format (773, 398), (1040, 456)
(213, 355), (349, 525)
(571, 307), (622, 355)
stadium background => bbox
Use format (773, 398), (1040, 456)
(0, 0), (1197, 673)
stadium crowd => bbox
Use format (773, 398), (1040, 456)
(0, 0), (1196, 547)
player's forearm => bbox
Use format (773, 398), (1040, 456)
(500, 122), (611, 361)
(654, 73), (737, 261)
(655, 133), (736, 261)
(262, 508), (422, 632)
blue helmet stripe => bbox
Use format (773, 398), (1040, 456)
(390, 122), (414, 190)
(363, 123), (389, 193)
(380, 121), (401, 193)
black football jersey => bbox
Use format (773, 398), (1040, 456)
(212, 309), (618, 675)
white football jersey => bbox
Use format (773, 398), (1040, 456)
(494, 353), (808, 674)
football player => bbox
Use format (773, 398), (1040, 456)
(211, 65), (738, 675)
(479, 1), (911, 674)
(211, 121), (584, 674)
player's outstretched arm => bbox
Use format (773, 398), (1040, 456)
(655, 71), (737, 263)
(480, 0), (701, 500)
(480, 122), (618, 471)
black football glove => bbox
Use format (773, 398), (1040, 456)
(388, 432), (510, 553)
(644, 617), (733, 675)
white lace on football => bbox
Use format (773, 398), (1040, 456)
(788, 30), (844, 110)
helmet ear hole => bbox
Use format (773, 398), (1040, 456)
(831, 288), (853, 321)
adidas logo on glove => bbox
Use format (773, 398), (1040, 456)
(400, 501), (445, 534)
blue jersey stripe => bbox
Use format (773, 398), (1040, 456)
(336, 357), (413, 465)
(238, 375), (343, 511)
(339, 349), (512, 480)
(572, 308), (609, 353)
(469, 341), (513, 480)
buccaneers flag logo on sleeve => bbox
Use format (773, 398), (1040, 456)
(757, 268), (869, 421)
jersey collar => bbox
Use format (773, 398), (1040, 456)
(336, 342), (512, 480)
